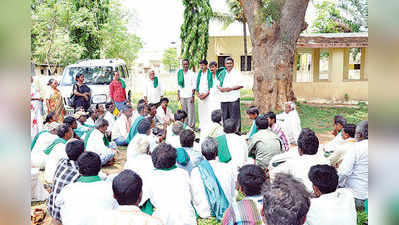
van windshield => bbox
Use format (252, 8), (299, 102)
(61, 66), (114, 86)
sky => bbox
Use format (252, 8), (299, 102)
(123, 0), (318, 61)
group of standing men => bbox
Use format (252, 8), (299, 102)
(173, 57), (243, 134)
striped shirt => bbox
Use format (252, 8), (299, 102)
(222, 196), (264, 225)
(270, 123), (290, 152)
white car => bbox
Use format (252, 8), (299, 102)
(58, 59), (132, 114)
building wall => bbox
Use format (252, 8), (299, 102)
(207, 36), (368, 102)
(207, 36), (252, 71)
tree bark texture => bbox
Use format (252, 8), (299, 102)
(239, 0), (309, 112)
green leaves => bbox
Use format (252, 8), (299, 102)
(31, 0), (142, 67)
(180, 0), (212, 70)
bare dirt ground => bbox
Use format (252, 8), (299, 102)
(31, 133), (334, 225)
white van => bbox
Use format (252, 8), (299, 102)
(59, 59), (132, 114)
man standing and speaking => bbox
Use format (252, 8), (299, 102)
(177, 59), (196, 129)
(217, 57), (244, 134)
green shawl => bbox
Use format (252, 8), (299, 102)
(84, 129), (110, 148)
(141, 199), (154, 215)
(126, 116), (145, 144)
(176, 147), (191, 166)
(197, 160), (229, 220)
(196, 69), (213, 92)
(77, 175), (101, 183)
(43, 138), (67, 155)
(120, 78), (126, 89)
(153, 77), (159, 88)
(248, 120), (258, 138)
(217, 67), (227, 87)
(177, 69), (185, 88)
(215, 134), (232, 163)
(31, 130), (48, 151)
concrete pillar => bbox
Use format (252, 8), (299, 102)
(330, 48), (345, 83)
(312, 48), (320, 82)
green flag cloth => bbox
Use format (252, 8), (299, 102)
(126, 116), (145, 144)
(140, 199), (154, 215)
(82, 123), (95, 128)
(177, 69), (185, 88)
(153, 77), (159, 88)
(176, 147), (191, 166)
(77, 175), (101, 183)
(84, 129), (109, 148)
(216, 134), (232, 163)
(217, 67), (227, 87)
(197, 160), (230, 220)
(31, 130), (48, 151)
(156, 165), (178, 171)
(120, 78), (126, 89)
(196, 69), (213, 92)
(248, 121), (258, 138)
(43, 138), (67, 155)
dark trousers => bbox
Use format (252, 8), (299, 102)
(221, 98), (241, 133)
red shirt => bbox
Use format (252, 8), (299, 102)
(109, 80), (126, 102)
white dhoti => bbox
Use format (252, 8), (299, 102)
(31, 168), (49, 202)
(198, 97), (211, 132)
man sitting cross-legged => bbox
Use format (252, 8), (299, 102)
(47, 139), (84, 225)
(176, 129), (204, 174)
(221, 164), (267, 225)
(264, 111), (290, 151)
(305, 164), (356, 225)
(55, 152), (117, 225)
(31, 121), (59, 169)
(215, 119), (248, 171)
(324, 115), (347, 153)
(44, 124), (74, 183)
(202, 109), (224, 139)
(262, 173), (311, 225)
(328, 123), (357, 167)
(97, 169), (163, 225)
(83, 118), (117, 166)
(112, 105), (133, 146)
(127, 118), (156, 160)
(269, 128), (330, 193)
(191, 137), (235, 220)
(148, 143), (197, 225)
(166, 121), (184, 148)
(248, 115), (283, 170)
(166, 110), (190, 141)
(338, 120), (368, 210)
(126, 103), (147, 145)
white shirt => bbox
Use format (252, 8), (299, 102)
(85, 129), (115, 160)
(127, 134), (157, 160)
(305, 188), (357, 225)
(220, 69), (242, 102)
(178, 70), (196, 98)
(277, 110), (301, 144)
(338, 139), (368, 200)
(56, 180), (117, 225)
(31, 132), (58, 168)
(166, 134), (181, 148)
(104, 111), (116, 131)
(190, 160), (236, 218)
(112, 113), (130, 139)
(96, 205), (163, 225)
(198, 71), (209, 94)
(270, 153), (330, 193)
(44, 142), (67, 183)
(225, 133), (249, 171)
(156, 107), (174, 126)
(149, 168), (196, 225)
(328, 137), (356, 166)
(145, 78), (163, 104)
(86, 117), (96, 126)
(124, 154), (154, 205)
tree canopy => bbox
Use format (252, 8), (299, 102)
(31, 0), (142, 68)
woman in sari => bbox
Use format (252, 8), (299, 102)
(46, 78), (65, 123)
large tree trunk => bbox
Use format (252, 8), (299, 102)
(240, 0), (309, 112)
(243, 21), (248, 72)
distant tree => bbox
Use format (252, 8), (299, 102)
(212, 0), (249, 71)
(312, 0), (368, 33)
(180, 0), (212, 71)
(162, 48), (179, 72)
